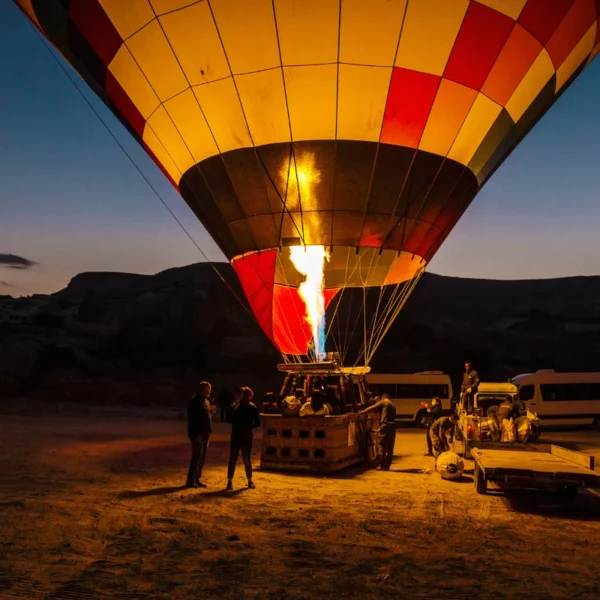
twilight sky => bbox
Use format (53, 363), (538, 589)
(1, 2), (600, 298)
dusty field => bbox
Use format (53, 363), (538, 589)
(1, 406), (600, 600)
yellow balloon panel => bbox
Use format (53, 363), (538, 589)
(284, 65), (337, 141)
(150, 0), (202, 15)
(339, 0), (407, 66)
(142, 119), (181, 182)
(163, 89), (219, 164)
(192, 79), (252, 153)
(146, 105), (195, 177)
(126, 19), (188, 102)
(337, 65), (391, 142)
(108, 45), (160, 119)
(273, 0), (340, 65)
(210, 0), (281, 74)
(395, 0), (469, 76)
(448, 93), (503, 166)
(235, 69), (290, 147)
(159, 2), (230, 85)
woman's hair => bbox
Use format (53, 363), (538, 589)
(237, 386), (254, 402)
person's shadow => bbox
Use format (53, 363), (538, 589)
(118, 486), (186, 499)
(118, 486), (249, 499)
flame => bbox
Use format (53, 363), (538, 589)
(289, 245), (330, 361)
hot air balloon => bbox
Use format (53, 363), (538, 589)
(15, 0), (600, 366)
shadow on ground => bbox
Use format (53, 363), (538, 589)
(494, 488), (600, 520)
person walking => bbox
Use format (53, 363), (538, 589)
(226, 386), (261, 491)
(185, 381), (213, 488)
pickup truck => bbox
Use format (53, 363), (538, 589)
(455, 382), (540, 459)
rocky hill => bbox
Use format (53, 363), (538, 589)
(1, 263), (599, 405)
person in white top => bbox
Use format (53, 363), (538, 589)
(299, 391), (330, 416)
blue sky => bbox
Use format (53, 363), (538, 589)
(1, 2), (599, 297)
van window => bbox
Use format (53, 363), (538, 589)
(396, 384), (449, 399)
(368, 384), (397, 398)
(540, 383), (600, 402)
(368, 382), (449, 399)
(519, 385), (535, 401)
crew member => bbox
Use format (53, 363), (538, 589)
(299, 390), (330, 416)
(496, 396), (519, 422)
(422, 397), (443, 455)
(361, 394), (397, 470)
(461, 361), (480, 413)
(185, 380), (213, 488)
(226, 386), (261, 491)
(428, 414), (458, 458)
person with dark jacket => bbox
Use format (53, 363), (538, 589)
(496, 396), (519, 422)
(428, 414), (458, 458)
(361, 394), (397, 470)
(226, 386), (261, 490)
(185, 381), (213, 488)
(423, 397), (443, 455)
(461, 361), (480, 413)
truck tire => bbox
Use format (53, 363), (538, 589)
(461, 438), (472, 459)
(557, 485), (578, 503)
(475, 464), (487, 494)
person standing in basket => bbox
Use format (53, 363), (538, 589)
(360, 394), (397, 470)
(226, 386), (261, 491)
(185, 381), (213, 488)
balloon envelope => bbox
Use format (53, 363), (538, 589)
(15, 0), (599, 356)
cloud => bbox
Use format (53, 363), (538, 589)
(0, 254), (36, 269)
(0, 280), (9, 287)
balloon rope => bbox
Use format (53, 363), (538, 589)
(367, 268), (424, 365)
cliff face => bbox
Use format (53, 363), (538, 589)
(1, 264), (599, 405)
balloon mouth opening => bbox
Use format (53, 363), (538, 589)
(289, 245), (330, 361)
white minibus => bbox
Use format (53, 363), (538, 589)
(512, 370), (600, 429)
(365, 371), (453, 427)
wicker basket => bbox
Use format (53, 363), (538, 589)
(260, 413), (379, 473)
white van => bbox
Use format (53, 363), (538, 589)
(365, 372), (453, 427)
(512, 370), (600, 429)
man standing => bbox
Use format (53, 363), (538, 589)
(461, 361), (480, 413)
(361, 394), (397, 470)
(186, 380), (213, 488)
(227, 386), (261, 491)
(428, 414), (458, 458)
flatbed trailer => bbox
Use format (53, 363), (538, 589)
(471, 444), (600, 497)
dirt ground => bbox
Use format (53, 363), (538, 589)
(1, 405), (600, 600)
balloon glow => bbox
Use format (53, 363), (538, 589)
(289, 245), (330, 362)
(15, 0), (599, 363)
